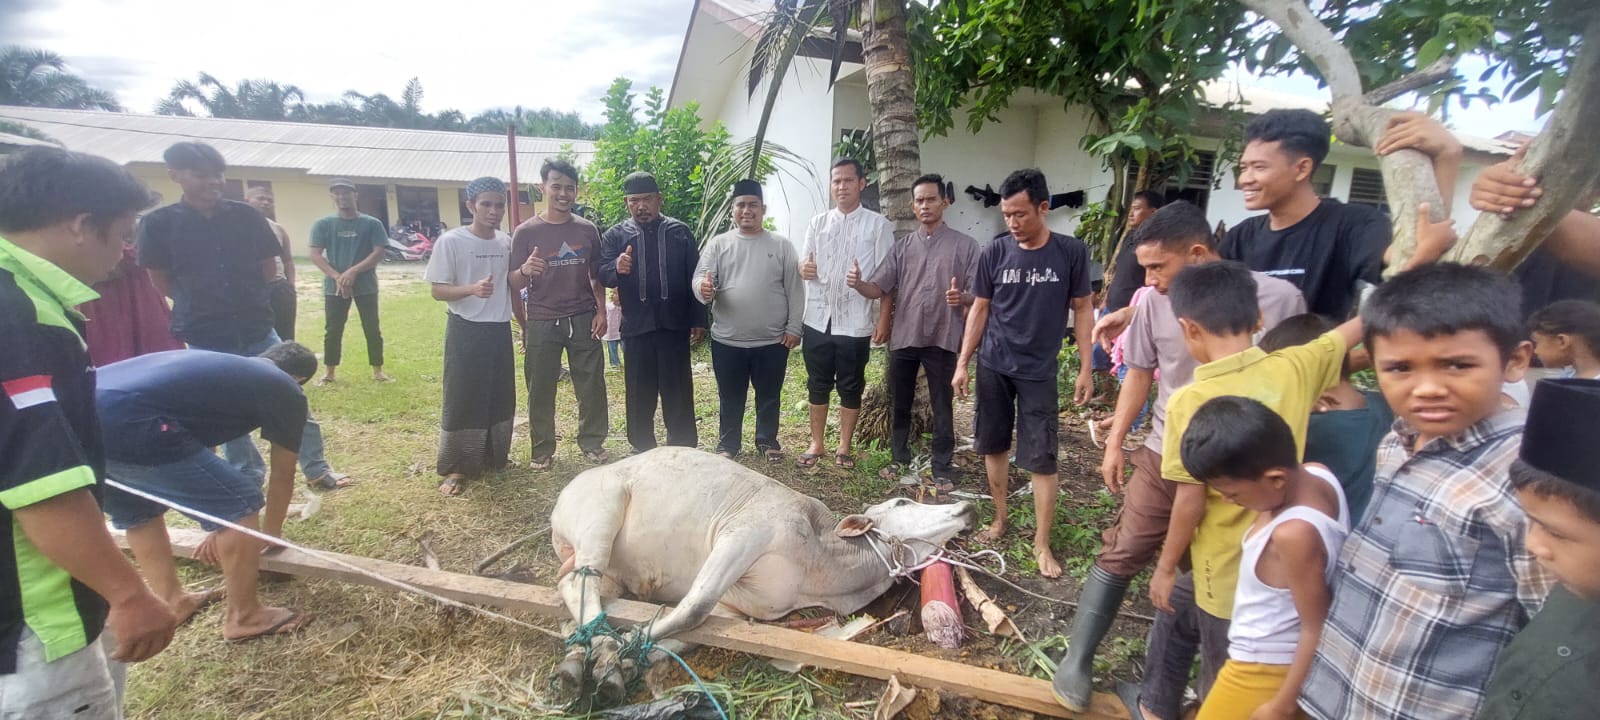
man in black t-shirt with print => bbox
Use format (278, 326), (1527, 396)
(1220, 109), (1391, 320)
(953, 168), (1095, 578)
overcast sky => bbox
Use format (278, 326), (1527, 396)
(0, 0), (692, 122)
(0, 0), (1545, 138)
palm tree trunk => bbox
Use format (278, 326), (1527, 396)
(862, 0), (921, 237)
(856, 0), (927, 446)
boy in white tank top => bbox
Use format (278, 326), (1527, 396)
(1177, 396), (1349, 720)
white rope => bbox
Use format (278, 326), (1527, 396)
(103, 478), (563, 640)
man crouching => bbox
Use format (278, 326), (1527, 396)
(99, 343), (318, 642)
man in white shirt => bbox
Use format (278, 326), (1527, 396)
(797, 158), (894, 470)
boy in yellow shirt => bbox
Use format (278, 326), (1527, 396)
(1146, 260), (1361, 715)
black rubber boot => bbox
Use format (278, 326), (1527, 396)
(1051, 565), (1131, 711)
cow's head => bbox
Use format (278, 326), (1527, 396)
(835, 497), (978, 565)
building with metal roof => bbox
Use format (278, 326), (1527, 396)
(0, 106), (596, 241)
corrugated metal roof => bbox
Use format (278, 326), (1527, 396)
(0, 106), (596, 184)
(0, 131), (57, 148)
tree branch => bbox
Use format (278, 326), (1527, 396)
(1363, 54), (1460, 106)
(1239, 0), (1364, 103)
(1450, 10), (1600, 270)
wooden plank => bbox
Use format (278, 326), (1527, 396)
(124, 528), (1129, 720)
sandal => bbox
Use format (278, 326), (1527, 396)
(224, 610), (312, 644)
(834, 453), (856, 469)
(878, 463), (905, 481)
(307, 471), (354, 492)
(762, 447), (784, 463)
(529, 456), (553, 472)
(583, 449), (608, 464)
(715, 449), (736, 459)
(795, 452), (821, 469)
(439, 475), (466, 497)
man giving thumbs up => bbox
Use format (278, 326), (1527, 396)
(847, 173), (977, 491)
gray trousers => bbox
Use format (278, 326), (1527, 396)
(524, 310), (609, 459)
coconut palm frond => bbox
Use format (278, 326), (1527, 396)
(696, 137), (817, 242)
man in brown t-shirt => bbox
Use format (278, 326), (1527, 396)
(508, 158), (609, 469)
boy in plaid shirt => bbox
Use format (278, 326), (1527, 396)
(1300, 264), (1554, 719)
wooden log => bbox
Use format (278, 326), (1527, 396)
(120, 528), (1129, 720)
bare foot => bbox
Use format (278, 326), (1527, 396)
(974, 522), (1006, 544)
(1035, 545), (1063, 578)
(170, 588), (223, 625)
(373, 371), (393, 382)
(316, 375), (336, 386)
(224, 606), (309, 643)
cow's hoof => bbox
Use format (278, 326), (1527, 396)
(549, 654), (588, 702)
(593, 668), (628, 708)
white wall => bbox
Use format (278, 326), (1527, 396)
(1032, 105), (1117, 240)
(714, 56), (834, 243)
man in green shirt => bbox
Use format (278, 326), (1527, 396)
(1481, 378), (1600, 720)
(0, 147), (176, 717)
(309, 178), (389, 384)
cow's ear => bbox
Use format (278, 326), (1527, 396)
(834, 514), (874, 538)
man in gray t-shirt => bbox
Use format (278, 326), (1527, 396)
(694, 180), (803, 460)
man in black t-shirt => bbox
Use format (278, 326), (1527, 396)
(99, 345), (319, 643)
(1220, 109), (1391, 319)
(953, 169), (1094, 578)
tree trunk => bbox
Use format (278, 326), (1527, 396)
(1449, 10), (1600, 269)
(857, 0), (926, 446)
(862, 0), (921, 237)
(1240, 0), (1599, 274)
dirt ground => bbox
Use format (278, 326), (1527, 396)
(126, 263), (1155, 719)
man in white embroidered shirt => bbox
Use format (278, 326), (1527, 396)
(796, 158), (894, 470)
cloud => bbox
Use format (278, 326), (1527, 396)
(1, 0), (694, 121)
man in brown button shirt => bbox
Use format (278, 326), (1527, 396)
(847, 173), (978, 491)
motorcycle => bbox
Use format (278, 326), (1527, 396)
(383, 230), (433, 262)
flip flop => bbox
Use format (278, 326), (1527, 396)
(176, 587), (225, 627)
(795, 453), (821, 469)
(763, 448), (784, 463)
(834, 453), (856, 469)
(439, 476), (465, 497)
(877, 463), (904, 481)
(224, 610), (311, 644)
(529, 456), (553, 472)
(307, 471), (354, 492)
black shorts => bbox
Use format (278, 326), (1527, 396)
(802, 324), (871, 408)
(972, 365), (1059, 474)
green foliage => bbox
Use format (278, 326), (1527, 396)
(0, 46), (121, 111)
(833, 129), (878, 184)
(908, 0), (1251, 258)
(1247, 0), (1595, 118)
(586, 78), (733, 230)
(155, 73), (306, 120)
(463, 106), (603, 140)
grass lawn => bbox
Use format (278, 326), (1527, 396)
(125, 262), (1152, 719)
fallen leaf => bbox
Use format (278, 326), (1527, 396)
(874, 675), (917, 720)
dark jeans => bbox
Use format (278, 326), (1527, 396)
(268, 278), (296, 341)
(524, 311), (609, 459)
(622, 329), (697, 452)
(324, 293), (382, 367)
(1140, 572), (1231, 719)
(888, 346), (957, 478)
(711, 340), (789, 456)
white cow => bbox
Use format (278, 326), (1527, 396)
(549, 447), (977, 704)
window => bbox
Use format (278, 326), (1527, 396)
(1347, 168), (1388, 211)
(1126, 150), (1216, 212)
(395, 185), (441, 229)
(223, 179), (244, 202)
(1311, 164), (1336, 197)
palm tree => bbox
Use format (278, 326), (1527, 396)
(155, 73), (305, 120)
(0, 47), (122, 111)
(745, 0), (921, 235)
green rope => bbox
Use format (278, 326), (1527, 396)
(562, 568), (727, 720)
